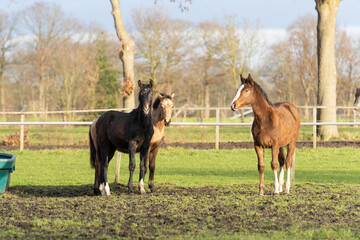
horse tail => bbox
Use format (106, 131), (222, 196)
(89, 126), (96, 169)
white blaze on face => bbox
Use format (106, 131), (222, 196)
(230, 84), (244, 108)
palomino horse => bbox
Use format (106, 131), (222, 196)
(146, 92), (174, 192)
(230, 74), (300, 196)
(89, 80), (154, 196)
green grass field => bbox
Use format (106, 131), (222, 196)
(0, 147), (359, 239)
(7, 147), (360, 187)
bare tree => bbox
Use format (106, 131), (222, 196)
(335, 30), (360, 116)
(315, 0), (341, 140)
(109, 0), (135, 111)
(0, 11), (16, 113)
(196, 21), (222, 118)
(218, 16), (264, 89)
(21, 2), (77, 112)
(288, 14), (318, 117)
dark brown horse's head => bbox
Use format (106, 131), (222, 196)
(354, 88), (360, 109)
(138, 79), (154, 115)
(230, 74), (255, 111)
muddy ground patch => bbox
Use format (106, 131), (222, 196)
(1, 183), (360, 239)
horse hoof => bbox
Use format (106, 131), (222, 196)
(274, 193), (280, 197)
(140, 190), (147, 195)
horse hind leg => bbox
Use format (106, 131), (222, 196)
(285, 143), (296, 194)
(278, 147), (286, 193)
(148, 147), (159, 192)
(271, 146), (280, 195)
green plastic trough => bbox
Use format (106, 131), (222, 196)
(0, 153), (16, 194)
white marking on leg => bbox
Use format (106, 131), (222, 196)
(273, 170), (279, 195)
(279, 166), (284, 193)
(139, 178), (146, 194)
(285, 167), (291, 194)
(230, 84), (244, 107)
(99, 183), (105, 196)
(105, 182), (111, 196)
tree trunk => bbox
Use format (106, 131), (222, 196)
(315, 0), (340, 140)
(0, 67), (5, 113)
(110, 0), (135, 111)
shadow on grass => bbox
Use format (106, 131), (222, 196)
(8, 183), (130, 198)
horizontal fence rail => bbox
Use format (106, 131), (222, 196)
(0, 121), (360, 151)
(0, 122), (360, 126)
(0, 105), (359, 151)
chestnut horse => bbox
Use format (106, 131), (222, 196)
(89, 80), (154, 196)
(230, 74), (300, 196)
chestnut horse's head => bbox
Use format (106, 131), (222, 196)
(153, 92), (175, 126)
(354, 88), (360, 109)
(230, 74), (255, 111)
(138, 79), (154, 115)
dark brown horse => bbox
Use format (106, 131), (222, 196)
(90, 89), (174, 195)
(230, 74), (300, 196)
(89, 80), (154, 196)
(354, 88), (360, 108)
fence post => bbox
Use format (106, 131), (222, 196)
(312, 107), (317, 149)
(215, 108), (219, 149)
(353, 109), (358, 128)
(20, 114), (25, 151)
(115, 151), (121, 183)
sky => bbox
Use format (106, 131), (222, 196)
(2, 0), (360, 40)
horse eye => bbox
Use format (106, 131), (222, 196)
(245, 89), (249, 92)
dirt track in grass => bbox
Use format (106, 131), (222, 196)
(2, 141), (360, 151)
(1, 183), (360, 239)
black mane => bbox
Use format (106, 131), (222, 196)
(153, 93), (172, 109)
(252, 80), (274, 107)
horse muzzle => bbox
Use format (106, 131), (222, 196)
(230, 103), (237, 111)
(143, 104), (150, 115)
(164, 119), (171, 126)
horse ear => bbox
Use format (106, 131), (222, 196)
(170, 91), (175, 99)
(248, 74), (254, 86)
(149, 79), (154, 88)
(240, 74), (245, 84)
(138, 80), (143, 88)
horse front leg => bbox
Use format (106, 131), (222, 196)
(94, 153), (101, 196)
(148, 147), (159, 192)
(255, 145), (265, 196)
(128, 142), (137, 194)
(139, 146), (149, 195)
(271, 145), (280, 196)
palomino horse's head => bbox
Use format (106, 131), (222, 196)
(354, 88), (360, 109)
(138, 79), (154, 115)
(230, 74), (255, 111)
(153, 92), (175, 126)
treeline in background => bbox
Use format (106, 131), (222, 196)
(1, 2), (359, 119)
